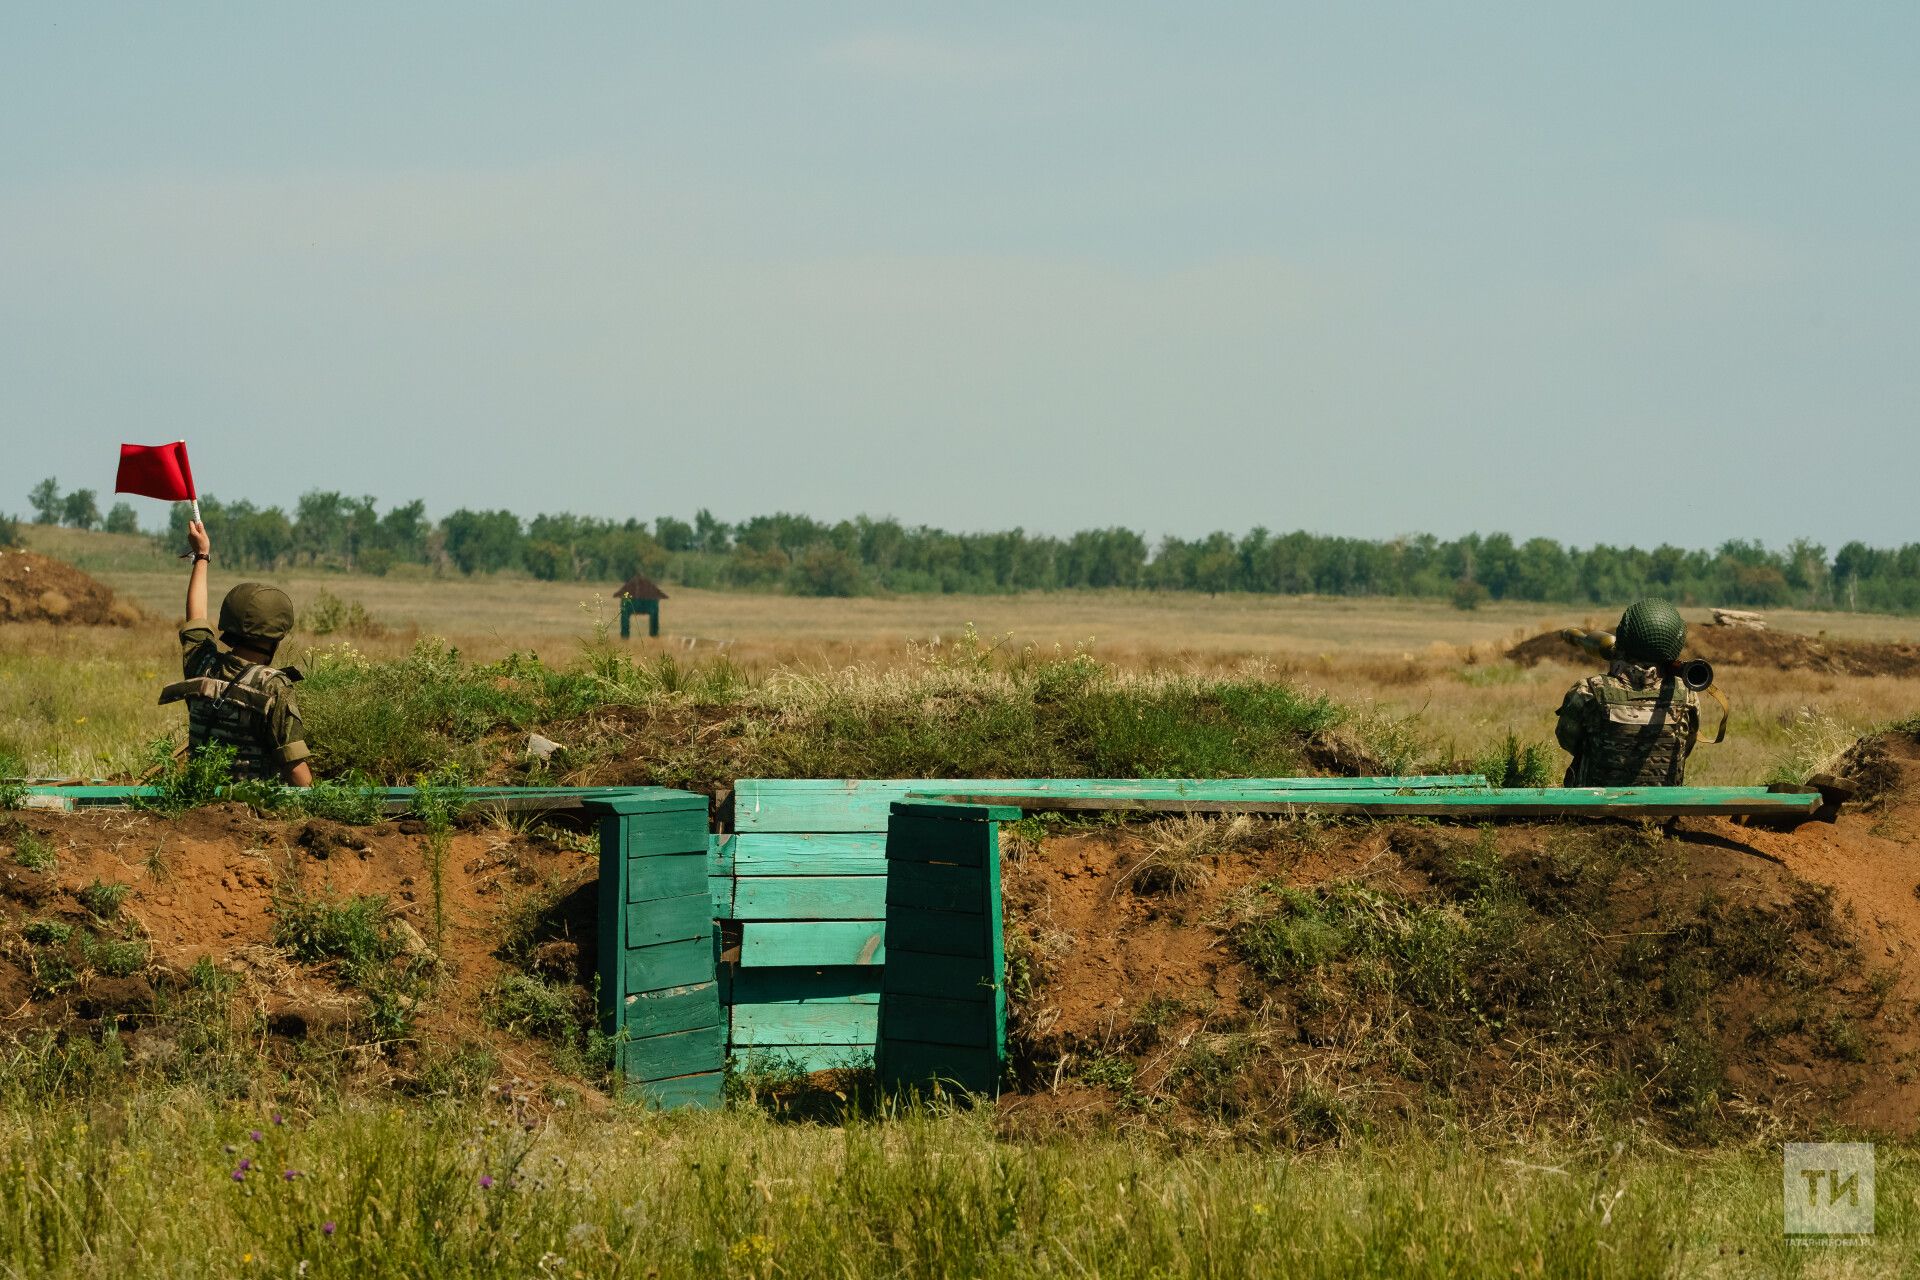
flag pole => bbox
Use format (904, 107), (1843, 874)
(180, 442), (201, 525)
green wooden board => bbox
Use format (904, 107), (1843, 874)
(731, 1045), (873, 1074)
(732, 776), (1494, 832)
(625, 892), (714, 948)
(879, 993), (999, 1048)
(624, 981), (722, 1038)
(887, 861), (988, 913)
(722, 833), (889, 875)
(875, 1040), (998, 1095)
(626, 1071), (726, 1110)
(622, 1023), (725, 1082)
(624, 853), (707, 904)
(709, 874), (734, 917)
(740, 921), (885, 967)
(880, 905), (988, 958)
(883, 817), (992, 867)
(731, 967), (881, 1006)
(878, 949), (997, 1001)
(732, 1001), (878, 1046)
(623, 809), (709, 857)
(918, 785), (1824, 818)
(624, 936), (717, 995)
(732, 876), (887, 921)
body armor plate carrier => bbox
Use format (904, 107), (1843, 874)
(158, 664), (287, 782)
(1565, 669), (1697, 787)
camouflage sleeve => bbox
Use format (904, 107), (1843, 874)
(1554, 684), (1592, 755)
(263, 679), (311, 766)
(179, 621), (218, 677)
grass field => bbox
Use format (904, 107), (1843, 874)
(8, 525), (1918, 784)
(1, 1093), (1910, 1278)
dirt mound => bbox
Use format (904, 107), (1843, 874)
(0, 547), (140, 626)
(1508, 623), (1920, 677)
(0, 805), (602, 1099)
(1000, 740), (1920, 1141)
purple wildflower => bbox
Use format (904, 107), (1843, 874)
(250, 1130), (263, 1143)
(322, 1221), (336, 1237)
(283, 1169), (301, 1182)
(238, 1158), (253, 1172)
(231, 1170), (245, 1183)
(272, 1112), (284, 1126)
(478, 1175), (494, 1189)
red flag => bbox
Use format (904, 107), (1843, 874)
(114, 441), (197, 502)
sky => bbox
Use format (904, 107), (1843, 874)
(2, 5), (1916, 550)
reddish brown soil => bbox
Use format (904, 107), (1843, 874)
(0, 547), (140, 626)
(1509, 624), (1920, 677)
(0, 805), (600, 1095)
(1000, 738), (1920, 1138)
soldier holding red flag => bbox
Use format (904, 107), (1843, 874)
(117, 441), (313, 787)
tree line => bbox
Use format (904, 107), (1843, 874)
(18, 477), (1920, 612)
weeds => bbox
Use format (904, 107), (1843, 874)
(1124, 814), (1261, 894)
(12, 827), (57, 872)
(1766, 708), (1860, 785)
(22, 920), (72, 945)
(77, 879), (131, 919)
(412, 767), (467, 955)
(0, 752), (24, 810)
(140, 739), (235, 814)
(271, 889), (428, 1040)
(298, 589), (387, 638)
(1473, 732), (1556, 788)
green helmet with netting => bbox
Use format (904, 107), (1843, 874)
(1613, 598), (1686, 664)
(219, 582), (296, 647)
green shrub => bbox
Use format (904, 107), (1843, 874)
(12, 829), (56, 873)
(77, 881), (131, 919)
(0, 752), (25, 810)
(1475, 733), (1556, 788)
(272, 892), (399, 985)
(481, 972), (582, 1041)
(83, 934), (147, 978)
(139, 740), (235, 814)
(22, 920), (71, 946)
(293, 771), (386, 824)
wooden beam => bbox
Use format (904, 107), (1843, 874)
(912, 786), (1823, 820)
(732, 776), (1492, 832)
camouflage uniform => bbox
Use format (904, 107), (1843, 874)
(159, 621), (309, 782)
(1554, 661), (1699, 787)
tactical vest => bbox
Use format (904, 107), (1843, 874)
(157, 664), (284, 782)
(1568, 670), (1697, 787)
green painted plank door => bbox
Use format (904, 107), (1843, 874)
(585, 790), (725, 1110)
(875, 803), (1006, 1096)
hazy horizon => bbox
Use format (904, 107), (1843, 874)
(5, 6), (1915, 550)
